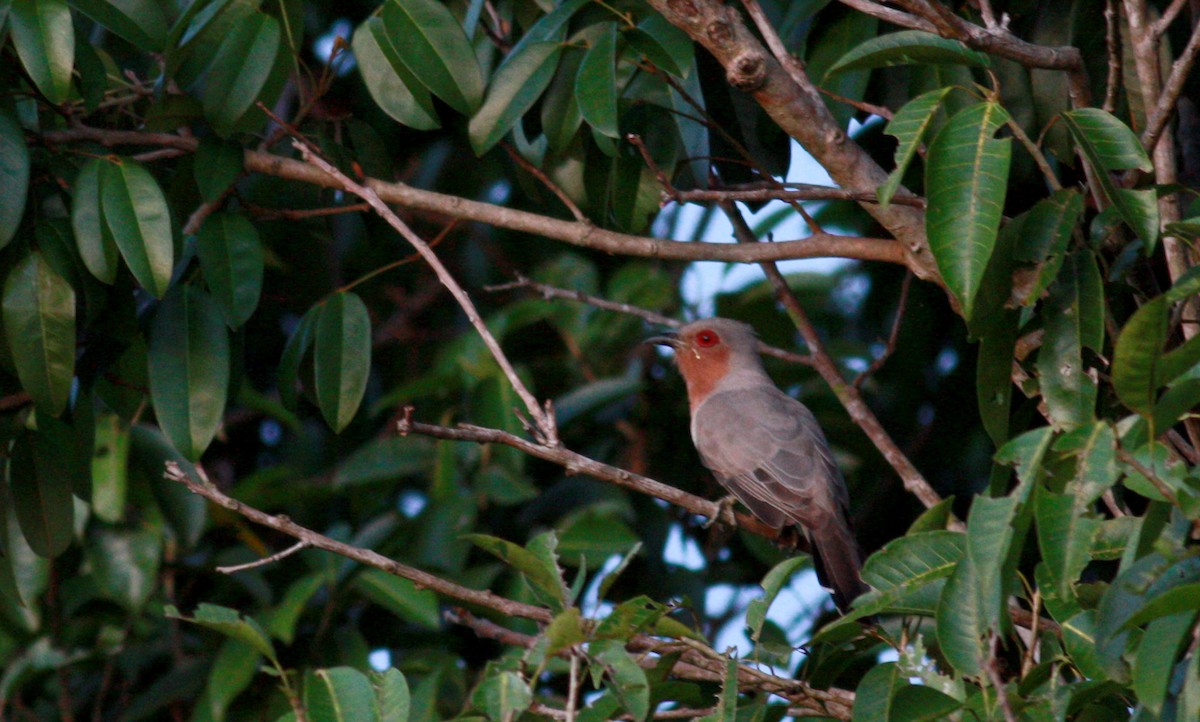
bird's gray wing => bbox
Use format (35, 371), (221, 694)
(691, 386), (847, 530)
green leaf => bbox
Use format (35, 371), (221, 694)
(354, 568), (440, 630)
(306, 667), (378, 722)
(696, 655), (738, 722)
(591, 639), (649, 721)
(279, 305), (318, 411)
(91, 412), (131, 523)
(1010, 189), (1084, 306)
(1112, 270), (1200, 415)
(352, 18), (440, 131)
(546, 607), (586, 656)
(925, 101), (1012, 320)
(465, 532), (567, 611)
(1036, 250), (1104, 429)
(828, 30), (990, 75)
(0, 110), (30, 249)
(195, 211), (264, 329)
(1035, 486), (1098, 600)
(976, 317), (1017, 446)
(314, 291), (371, 433)
(1061, 108), (1158, 250)
(9, 432), (74, 558)
(626, 13), (693, 78)
(203, 639), (260, 722)
(193, 137), (244, 201)
(1121, 583), (1200, 630)
(3, 252), (76, 416)
(373, 668), (410, 722)
(262, 573), (326, 644)
(69, 0), (168, 50)
(1132, 611), (1196, 715)
(10, 0), (75, 104)
(71, 158), (120, 284)
(100, 159), (175, 298)
(165, 602), (278, 663)
(878, 87), (951, 210)
(203, 12), (285, 136)
(129, 425), (208, 548)
(470, 671), (532, 722)
(469, 41), (564, 155)
(576, 23), (620, 139)
(850, 663), (899, 722)
(745, 557), (808, 641)
(380, 0), (484, 115)
(334, 436), (434, 488)
(85, 525), (162, 611)
(148, 285), (231, 460)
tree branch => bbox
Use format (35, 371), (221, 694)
(36, 126), (911, 268)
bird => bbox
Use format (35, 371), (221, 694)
(650, 317), (868, 611)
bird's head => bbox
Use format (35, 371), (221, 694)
(648, 318), (761, 405)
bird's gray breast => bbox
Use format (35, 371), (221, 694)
(690, 386), (845, 528)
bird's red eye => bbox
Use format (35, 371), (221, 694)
(695, 330), (719, 348)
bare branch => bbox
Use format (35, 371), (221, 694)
(162, 461), (554, 623)
(1104, 0), (1121, 112)
(1141, 18), (1200, 155)
(985, 632), (1018, 722)
(1151, 0), (1191, 37)
(670, 185), (926, 208)
(216, 541), (311, 574)
(288, 137), (561, 445)
(838, 0), (938, 32)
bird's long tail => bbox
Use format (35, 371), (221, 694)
(808, 517), (869, 613)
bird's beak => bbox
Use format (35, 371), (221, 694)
(646, 331), (681, 349)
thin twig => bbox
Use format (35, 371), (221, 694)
(287, 135), (560, 445)
(1103, 0), (1121, 112)
(565, 652), (579, 722)
(1151, 0), (1191, 37)
(502, 142), (589, 223)
(671, 185), (926, 208)
(163, 461), (554, 623)
(1140, 18), (1200, 154)
(216, 540), (311, 574)
(483, 274), (813, 366)
(1118, 447), (1183, 507)
(854, 270), (914, 389)
(985, 632), (1018, 722)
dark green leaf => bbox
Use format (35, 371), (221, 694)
(262, 573), (326, 644)
(129, 425), (208, 548)
(850, 662), (899, 722)
(0, 110), (29, 249)
(279, 305), (318, 411)
(470, 671), (532, 722)
(9, 432), (74, 558)
(380, 0), (484, 115)
(10, 0), (74, 103)
(626, 14), (693, 78)
(193, 137), (244, 201)
(354, 568), (440, 630)
(313, 291), (371, 433)
(148, 285), (230, 460)
(1035, 486), (1098, 600)
(745, 557), (808, 641)
(469, 41), (563, 155)
(1113, 271), (1200, 415)
(925, 102), (1012, 320)
(828, 30), (989, 75)
(203, 639), (260, 722)
(591, 639), (649, 721)
(576, 23), (620, 139)
(2, 252), (76, 416)
(202, 12), (284, 136)
(373, 668), (410, 722)
(71, 158), (120, 284)
(878, 87), (951, 210)
(69, 0), (168, 49)
(465, 532), (567, 611)
(100, 159), (175, 298)
(195, 211), (264, 329)
(1037, 250), (1104, 429)
(352, 18), (440, 131)
(86, 525), (162, 611)
(1133, 611), (1196, 715)
(1010, 189), (1084, 306)
(306, 667), (378, 722)
(165, 602), (278, 663)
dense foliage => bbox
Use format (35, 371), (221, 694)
(1, 0), (1199, 720)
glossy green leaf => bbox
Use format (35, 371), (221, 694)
(1010, 189), (1084, 306)
(465, 532), (567, 611)
(352, 18), (440, 131)
(878, 87), (951, 210)
(1037, 250), (1104, 430)
(0, 110), (30, 249)
(380, 0), (484, 115)
(626, 13), (693, 78)
(828, 30), (990, 75)
(9, 432), (74, 558)
(374, 668), (410, 722)
(850, 663), (899, 722)
(91, 412), (130, 523)
(71, 158), (120, 284)
(10, 0), (75, 104)
(1113, 270), (1200, 415)
(1133, 611), (1196, 715)
(165, 602), (278, 663)
(471, 671), (532, 722)
(202, 12), (283, 136)
(313, 291), (371, 433)
(745, 557), (808, 641)
(100, 159), (175, 298)
(354, 568), (440, 629)
(3, 253), (75, 416)
(195, 211), (264, 329)
(69, 0), (168, 49)
(976, 315), (1016, 446)
(470, 41), (563, 155)
(86, 525), (162, 611)
(1062, 108), (1159, 250)
(1035, 486), (1098, 600)
(591, 639), (649, 721)
(279, 305), (318, 411)
(129, 425), (208, 548)
(925, 101), (1012, 320)
(193, 137), (244, 201)
(306, 667), (378, 722)
(576, 23), (620, 139)
(148, 285), (230, 460)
